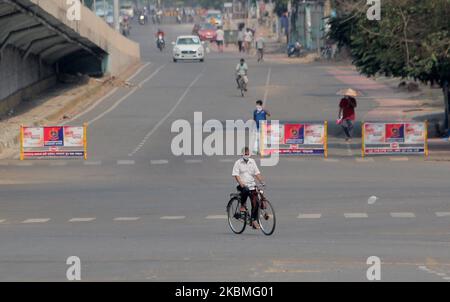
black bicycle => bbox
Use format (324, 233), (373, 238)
(227, 185), (276, 236)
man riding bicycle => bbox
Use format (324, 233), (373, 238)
(236, 58), (248, 91)
(232, 147), (265, 229)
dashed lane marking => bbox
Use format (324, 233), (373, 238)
(113, 217), (140, 221)
(22, 218), (50, 224)
(390, 212), (416, 218)
(344, 213), (368, 218)
(206, 215), (227, 219)
(150, 160), (169, 165)
(436, 212), (450, 217)
(160, 216), (186, 220)
(69, 218), (96, 222)
(297, 213), (322, 219)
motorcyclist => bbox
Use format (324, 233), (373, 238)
(155, 29), (165, 49)
(236, 58), (249, 91)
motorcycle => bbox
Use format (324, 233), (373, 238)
(157, 35), (165, 52)
(151, 14), (156, 24)
(139, 14), (146, 25)
(287, 42), (302, 57)
(121, 22), (130, 37)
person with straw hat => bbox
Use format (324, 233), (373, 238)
(337, 88), (358, 142)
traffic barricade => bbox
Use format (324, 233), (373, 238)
(259, 121), (328, 157)
(20, 124), (88, 160)
(362, 121), (428, 157)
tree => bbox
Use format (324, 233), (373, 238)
(329, 0), (450, 131)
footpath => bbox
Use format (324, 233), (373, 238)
(0, 64), (141, 159)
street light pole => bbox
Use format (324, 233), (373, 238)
(114, 0), (120, 32)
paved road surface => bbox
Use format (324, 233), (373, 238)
(0, 23), (449, 282)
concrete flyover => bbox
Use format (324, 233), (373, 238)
(0, 0), (141, 114)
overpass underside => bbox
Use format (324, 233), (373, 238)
(0, 0), (106, 76)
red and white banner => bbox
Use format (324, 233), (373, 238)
(363, 122), (428, 156)
(20, 125), (87, 159)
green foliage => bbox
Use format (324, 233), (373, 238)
(328, 0), (450, 86)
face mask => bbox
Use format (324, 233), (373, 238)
(256, 105), (263, 112)
(243, 155), (250, 161)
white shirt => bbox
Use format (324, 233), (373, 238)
(216, 29), (224, 41)
(232, 158), (261, 189)
(244, 31), (253, 42)
(235, 63), (248, 75)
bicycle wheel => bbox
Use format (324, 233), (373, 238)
(227, 198), (247, 234)
(258, 200), (276, 236)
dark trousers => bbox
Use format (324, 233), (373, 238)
(238, 41), (243, 52)
(237, 186), (258, 221)
(341, 119), (354, 138)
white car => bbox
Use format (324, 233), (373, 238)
(172, 36), (205, 63)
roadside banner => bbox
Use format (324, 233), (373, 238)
(260, 121), (328, 157)
(362, 122), (428, 156)
(20, 124), (87, 160)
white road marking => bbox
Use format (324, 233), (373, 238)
(344, 213), (368, 218)
(389, 157), (409, 161)
(185, 159), (203, 164)
(443, 277), (450, 281)
(356, 158), (374, 162)
(117, 160), (135, 165)
(69, 218), (96, 222)
(206, 215), (227, 219)
(150, 160), (169, 165)
(435, 212), (450, 217)
(63, 62), (152, 125)
(84, 161), (102, 166)
(297, 213), (322, 219)
(390, 212), (416, 218)
(50, 162), (68, 166)
(22, 218), (50, 224)
(114, 217), (140, 221)
(87, 64), (165, 125)
(263, 67), (272, 102)
(128, 69), (205, 157)
(160, 216), (186, 220)
(0, 219), (5, 224)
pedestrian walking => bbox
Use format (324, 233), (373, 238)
(256, 35), (265, 62)
(216, 26), (225, 52)
(337, 88), (358, 142)
(237, 29), (244, 53)
(244, 28), (253, 54)
(253, 100), (271, 153)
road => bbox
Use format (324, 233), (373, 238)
(0, 22), (449, 282)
